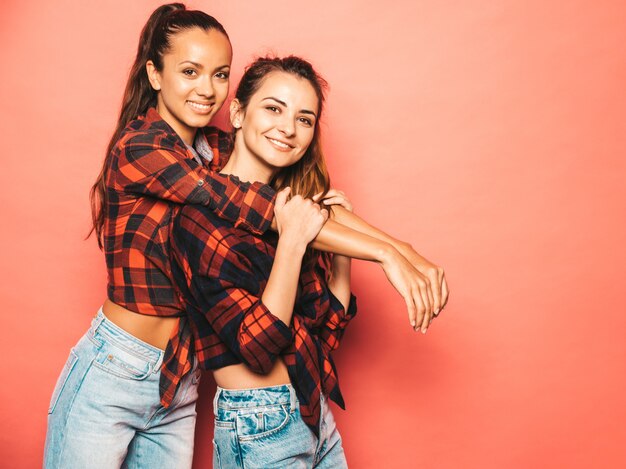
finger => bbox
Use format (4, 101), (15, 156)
(322, 196), (353, 211)
(275, 187), (290, 209)
(319, 208), (329, 221)
(426, 278), (435, 323)
(419, 283), (433, 332)
(431, 270), (443, 316)
(440, 275), (449, 310)
(413, 287), (426, 333)
(405, 294), (417, 329)
(312, 191), (323, 202)
(320, 196), (345, 206)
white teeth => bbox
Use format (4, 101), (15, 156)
(188, 101), (211, 111)
(268, 138), (290, 149)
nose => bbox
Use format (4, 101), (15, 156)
(277, 113), (296, 137)
(195, 75), (215, 99)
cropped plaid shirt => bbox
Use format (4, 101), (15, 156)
(170, 204), (357, 434)
(103, 108), (276, 406)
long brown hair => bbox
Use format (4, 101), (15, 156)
(234, 56), (332, 266)
(88, 3), (229, 247)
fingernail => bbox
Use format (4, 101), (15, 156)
(422, 329), (427, 334)
(434, 309), (440, 316)
(411, 321), (416, 327)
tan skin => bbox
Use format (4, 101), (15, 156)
(104, 28), (449, 353)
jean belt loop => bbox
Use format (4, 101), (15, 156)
(153, 351), (164, 373)
(213, 388), (222, 415)
(92, 307), (106, 332)
(288, 385), (297, 412)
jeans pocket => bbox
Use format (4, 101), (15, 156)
(92, 344), (152, 381)
(236, 404), (291, 442)
(48, 349), (79, 414)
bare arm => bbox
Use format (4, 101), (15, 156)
(330, 205), (449, 317)
(311, 219), (433, 332)
(327, 254), (351, 310)
(262, 190), (328, 325)
(312, 189), (449, 333)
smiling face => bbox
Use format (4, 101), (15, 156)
(229, 71), (319, 182)
(146, 27), (232, 144)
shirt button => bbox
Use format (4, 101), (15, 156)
(197, 179), (205, 186)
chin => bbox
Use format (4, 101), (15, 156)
(188, 115), (214, 128)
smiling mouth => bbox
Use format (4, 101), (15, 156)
(266, 137), (294, 150)
(187, 101), (213, 113)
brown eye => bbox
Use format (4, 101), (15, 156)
(182, 69), (197, 77)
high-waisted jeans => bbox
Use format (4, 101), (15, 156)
(212, 384), (348, 468)
(44, 309), (200, 469)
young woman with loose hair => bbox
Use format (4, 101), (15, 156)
(44, 3), (447, 468)
(169, 55), (429, 468)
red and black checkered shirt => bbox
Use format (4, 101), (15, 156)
(170, 204), (357, 435)
(103, 108), (276, 406)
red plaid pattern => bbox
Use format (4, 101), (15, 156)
(102, 108), (276, 406)
(171, 205), (357, 434)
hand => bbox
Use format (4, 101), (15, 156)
(397, 243), (449, 318)
(313, 189), (353, 213)
(379, 246), (435, 333)
(274, 187), (329, 246)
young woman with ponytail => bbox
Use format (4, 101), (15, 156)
(45, 3), (447, 468)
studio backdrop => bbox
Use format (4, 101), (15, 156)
(0, 1), (624, 467)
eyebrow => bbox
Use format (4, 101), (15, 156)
(177, 61), (231, 71)
(262, 97), (317, 118)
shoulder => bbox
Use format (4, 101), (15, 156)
(200, 126), (233, 162)
(114, 112), (186, 159)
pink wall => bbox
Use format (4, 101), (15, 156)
(1, 1), (625, 467)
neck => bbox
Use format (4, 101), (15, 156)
(221, 132), (275, 184)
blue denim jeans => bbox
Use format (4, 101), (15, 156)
(44, 310), (200, 469)
(212, 384), (348, 468)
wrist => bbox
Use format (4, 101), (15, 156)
(376, 242), (400, 265)
(276, 234), (308, 256)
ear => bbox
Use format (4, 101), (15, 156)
(230, 99), (243, 129)
(146, 60), (161, 91)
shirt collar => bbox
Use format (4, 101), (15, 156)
(144, 107), (214, 164)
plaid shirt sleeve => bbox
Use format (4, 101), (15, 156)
(113, 131), (275, 235)
(318, 292), (357, 353)
(172, 206), (293, 374)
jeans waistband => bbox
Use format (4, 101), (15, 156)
(89, 308), (165, 371)
(213, 384), (297, 414)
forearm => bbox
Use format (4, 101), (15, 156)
(330, 206), (410, 252)
(311, 218), (396, 263)
(328, 255), (351, 309)
(261, 237), (307, 325)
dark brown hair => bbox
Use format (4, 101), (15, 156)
(88, 3), (229, 247)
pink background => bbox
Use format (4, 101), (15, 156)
(1, 1), (625, 467)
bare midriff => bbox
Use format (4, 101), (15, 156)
(213, 360), (291, 390)
(103, 299), (291, 388)
(102, 298), (178, 351)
